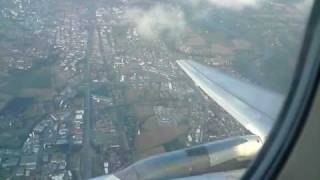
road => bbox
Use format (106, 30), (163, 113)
(80, 3), (97, 179)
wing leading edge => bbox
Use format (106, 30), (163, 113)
(177, 60), (284, 141)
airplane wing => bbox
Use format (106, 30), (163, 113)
(90, 60), (283, 180)
(177, 60), (285, 141)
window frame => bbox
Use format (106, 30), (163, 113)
(243, 1), (320, 179)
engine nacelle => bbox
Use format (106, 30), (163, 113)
(92, 135), (262, 180)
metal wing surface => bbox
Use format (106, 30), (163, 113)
(177, 60), (285, 141)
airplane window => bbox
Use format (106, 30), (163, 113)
(0, 0), (314, 179)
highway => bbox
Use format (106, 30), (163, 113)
(80, 2), (97, 179)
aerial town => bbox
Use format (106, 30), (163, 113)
(0, 0), (308, 179)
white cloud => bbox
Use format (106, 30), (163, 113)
(187, 0), (202, 7)
(207, 0), (260, 10)
(295, 0), (313, 12)
(188, 0), (260, 10)
(125, 5), (186, 40)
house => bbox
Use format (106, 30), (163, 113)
(16, 167), (25, 176)
(2, 157), (19, 168)
(20, 154), (37, 170)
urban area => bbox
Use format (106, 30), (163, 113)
(0, 0), (308, 179)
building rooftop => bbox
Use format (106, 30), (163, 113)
(20, 154), (37, 166)
(2, 157), (19, 168)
